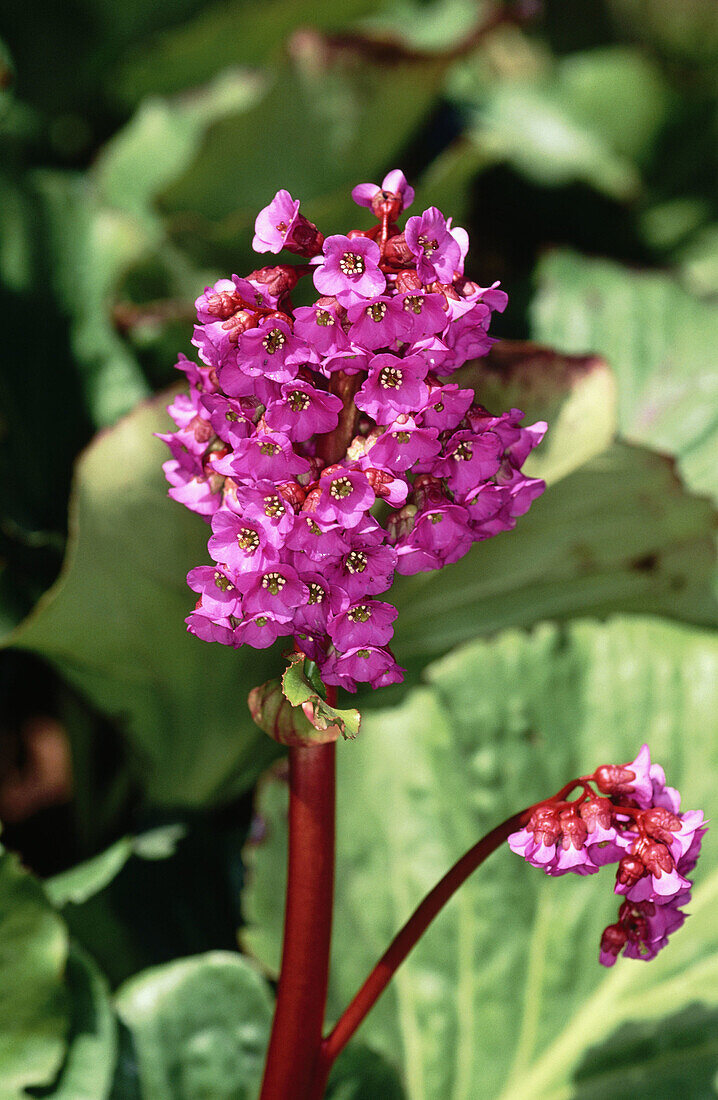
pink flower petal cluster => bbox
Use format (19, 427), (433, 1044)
(161, 171), (547, 691)
(508, 745), (706, 966)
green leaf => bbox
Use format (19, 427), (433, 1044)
(281, 654), (361, 739)
(94, 70), (266, 219)
(460, 340), (618, 485)
(115, 952), (273, 1100)
(37, 945), (117, 1100)
(31, 171), (151, 427)
(243, 615), (718, 1099)
(388, 443), (716, 676)
(6, 394), (279, 807)
(157, 46), (447, 253)
(248, 676), (339, 747)
(327, 1042), (407, 1099)
(453, 48), (669, 201)
(45, 841), (133, 909)
(248, 655), (360, 746)
(608, 0), (718, 68)
(45, 825), (185, 907)
(115, 0), (387, 104)
(531, 250), (718, 502)
(0, 847), (69, 1099)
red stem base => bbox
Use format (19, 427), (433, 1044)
(259, 741), (336, 1100)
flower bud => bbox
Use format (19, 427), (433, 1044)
(528, 806), (561, 847)
(635, 837), (674, 877)
(579, 796), (613, 832)
(600, 922), (628, 956)
(558, 807), (588, 850)
(221, 310), (257, 344)
(616, 855), (645, 888)
(370, 188), (403, 221)
(642, 806), (682, 845)
(383, 232), (413, 267)
(594, 764), (637, 796)
(247, 265), (301, 299)
(287, 216), (324, 257)
(277, 481), (306, 509)
(204, 290), (244, 319)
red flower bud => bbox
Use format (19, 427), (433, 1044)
(412, 474), (445, 510)
(594, 764), (637, 796)
(395, 270), (423, 293)
(277, 481), (306, 509)
(635, 837), (674, 877)
(559, 808), (588, 850)
(528, 806), (561, 847)
(383, 232), (413, 267)
(221, 310), (257, 344)
(600, 922), (628, 956)
(579, 796), (613, 832)
(364, 467), (395, 499)
(616, 855), (645, 888)
(642, 806), (681, 845)
(247, 265), (301, 299)
(204, 290), (244, 319)
(370, 189), (403, 221)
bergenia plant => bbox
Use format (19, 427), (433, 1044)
(161, 171), (706, 1100)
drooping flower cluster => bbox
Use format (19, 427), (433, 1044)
(161, 170), (546, 691)
(508, 745), (706, 965)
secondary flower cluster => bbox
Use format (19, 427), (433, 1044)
(508, 745), (706, 965)
(162, 170), (546, 691)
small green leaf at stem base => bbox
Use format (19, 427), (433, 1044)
(248, 654), (361, 746)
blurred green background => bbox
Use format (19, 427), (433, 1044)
(0, 0), (717, 1097)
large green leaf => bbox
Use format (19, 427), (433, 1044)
(531, 250), (718, 502)
(30, 171), (151, 428)
(115, 0), (386, 104)
(115, 952), (273, 1100)
(0, 847), (69, 1099)
(6, 394), (279, 807)
(94, 70), (266, 220)
(38, 945), (117, 1100)
(243, 616), (718, 1099)
(327, 1042), (407, 1099)
(388, 442), (716, 679)
(157, 47), (447, 261)
(45, 825), (185, 908)
(450, 47), (669, 200)
(462, 340), (617, 485)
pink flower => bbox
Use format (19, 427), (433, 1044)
(355, 353), (430, 424)
(351, 169), (415, 213)
(253, 190), (323, 256)
(507, 744), (706, 968)
(405, 207), (462, 283)
(313, 235), (386, 306)
(163, 170), (547, 692)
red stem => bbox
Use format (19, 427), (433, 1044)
(259, 737), (336, 1100)
(307, 808), (527, 1096)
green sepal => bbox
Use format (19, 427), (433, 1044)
(248, 654), (361, 746)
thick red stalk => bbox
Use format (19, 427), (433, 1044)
(307, 809), (527, 1096)
(259, 738), (336, 1100)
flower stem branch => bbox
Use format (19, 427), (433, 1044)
(308, 808), (529, 1096)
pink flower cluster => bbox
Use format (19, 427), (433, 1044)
(508, 745), (706, 965)
(161, 170), (546, 691)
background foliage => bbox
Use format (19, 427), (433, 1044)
(0, 0), (716, 1096)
